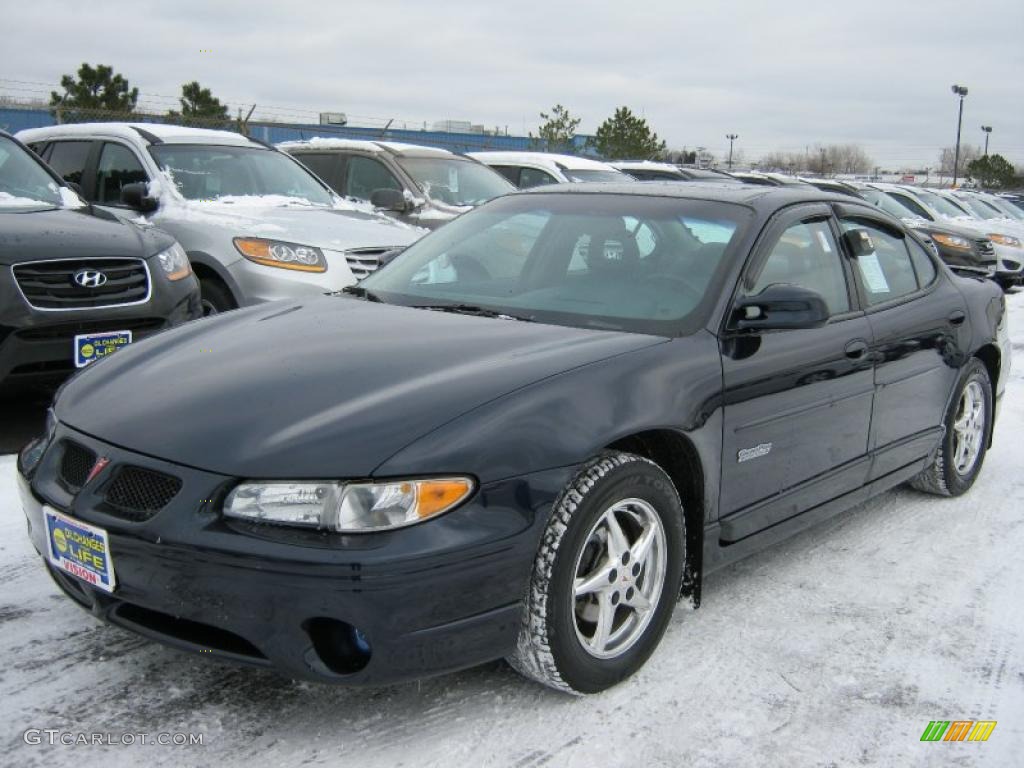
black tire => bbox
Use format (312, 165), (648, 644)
(199, 277), (236, 316)
(911, 358), (992, 497)
(508, 452), (685, 694)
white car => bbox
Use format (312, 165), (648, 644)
(17, 123), (422, 314)
(902, 186), (1024, 287)
(468, 151), (630, 188)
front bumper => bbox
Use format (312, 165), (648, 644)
(20, 425), (566, 685)
(0, 271), (201, 389)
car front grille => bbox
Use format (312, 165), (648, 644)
(13, 258), (150, 310)
(976, 239), (995, 257)
(15, 317), (167, 341)
(345, 247), (395, 280)
(103, 466), (182, 522)
(59, 440), (96, 492)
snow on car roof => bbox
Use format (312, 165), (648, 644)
(468, 151), (618, 171)
(277, 137), (453, 156)
(16, 122), (257, 146)
(610, 160), (684, 173)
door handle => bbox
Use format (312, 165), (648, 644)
(844, 340), (870, 360)
(948, 310), (966, 326)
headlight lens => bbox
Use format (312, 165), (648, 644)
(156, 242), (192, 280)
(18, 407), (57, 476)
(223, 477), (474, 532)
(233, 237), (326, 272)
(989, 234), (1022, 248)
(931, 233), (972, 250)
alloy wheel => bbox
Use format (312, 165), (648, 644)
(952, 380), (985, 475)
(571, 498), (667, 659)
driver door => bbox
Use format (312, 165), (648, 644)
(718, 205), (875, 541)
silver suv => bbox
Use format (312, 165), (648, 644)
(279, 139), (514, 230)
(17, 123), (422, 314)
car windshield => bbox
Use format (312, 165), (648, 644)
(396, 157), (515, 206)
(0, 136), (64, 209)
(562, 168), (632, 183)
(914, 189), (972, 219)
(861, 189), (930, 220)
(359, 193), (750, 335)
(150, 144), (334, 205)
(987, 196), (1024, 221)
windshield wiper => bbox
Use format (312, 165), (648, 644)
(411, 303), (533, 321)
(339, 285), (384, 302)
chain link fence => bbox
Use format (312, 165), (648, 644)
(2, 103), (598, 156)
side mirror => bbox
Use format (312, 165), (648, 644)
(378, 247), (405, 268)
(370, 188), (407, 212)
(120, 182), (158, 213)
(732, 283), (830, 331)
(841, 227), (876, 258)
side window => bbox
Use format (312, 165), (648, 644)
(293, 153), (341, 190)
(345, 156), (402, 200)
(490, 165), (521, 186)
(46, 141), (92, 187)
(27, 142), (49, 158)
(519, 167), (558, 189)
(95, 143), (148, 205)
(750, 219), (850, 315)
(907, 237), (938, 287)
(840, 220), (919, 306)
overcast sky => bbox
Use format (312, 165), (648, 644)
(2, 0), (1021, 169)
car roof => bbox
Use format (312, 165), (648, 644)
(468, 151), (619, 172)
(516, 180), (858, 211)
(16, 122), (260, 147)
(609, 160), (684, 174)
(277, 137), (455, 158)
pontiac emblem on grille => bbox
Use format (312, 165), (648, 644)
(86, 457), (110, 484)
(74, 269), (108, 288)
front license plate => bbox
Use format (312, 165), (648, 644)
(44, 507), (116, 593)
(74, 330), (132, 368)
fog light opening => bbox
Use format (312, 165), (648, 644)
(304, 617), (372, 675)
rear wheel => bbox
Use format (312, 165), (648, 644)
(199, 277), (236, 316)
(508, 452), (684, 694)
(911, 359), (992, 496)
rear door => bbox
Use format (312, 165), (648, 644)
(43, 140), (97, 191)
(718, 204), (875, 541)
(835, 210), (968, 478)
(291, 152), (344, 194)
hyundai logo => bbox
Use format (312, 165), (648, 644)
(73, 269), (107, 288)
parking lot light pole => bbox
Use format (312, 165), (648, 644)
(726, 134), (738, 170)
(981, 125), (992, 156)
(951, 84), (968, 187)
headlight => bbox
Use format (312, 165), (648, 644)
(989, 234), (1022, 248)
(931, 233), (972, 250)
(223, 477), (474, 532)
(156, 242), (192, 280)
(233, 237), (326, 272)
(18, 407), (57, 476)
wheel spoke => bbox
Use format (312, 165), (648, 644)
(574, 559), (615, 597)
(589, 591), (614, 653)
(603, 511), (630, 562)
(625, 588), (652, 614)
(630, 525), (657, 567)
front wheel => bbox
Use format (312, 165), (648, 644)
(508, 452), (684, 694)
(199, 277), (236, 316)
(911, 358), (992, 496)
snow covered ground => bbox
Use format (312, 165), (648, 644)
(2, 291), (1022, 768)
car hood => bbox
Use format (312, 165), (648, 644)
(154, 199), (423, 250)
(57, 298), (665, 477)
(904, 217), (988, 241)
(0, 206), (169, 266)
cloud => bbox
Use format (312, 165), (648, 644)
(2, 0), (1021, 168)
